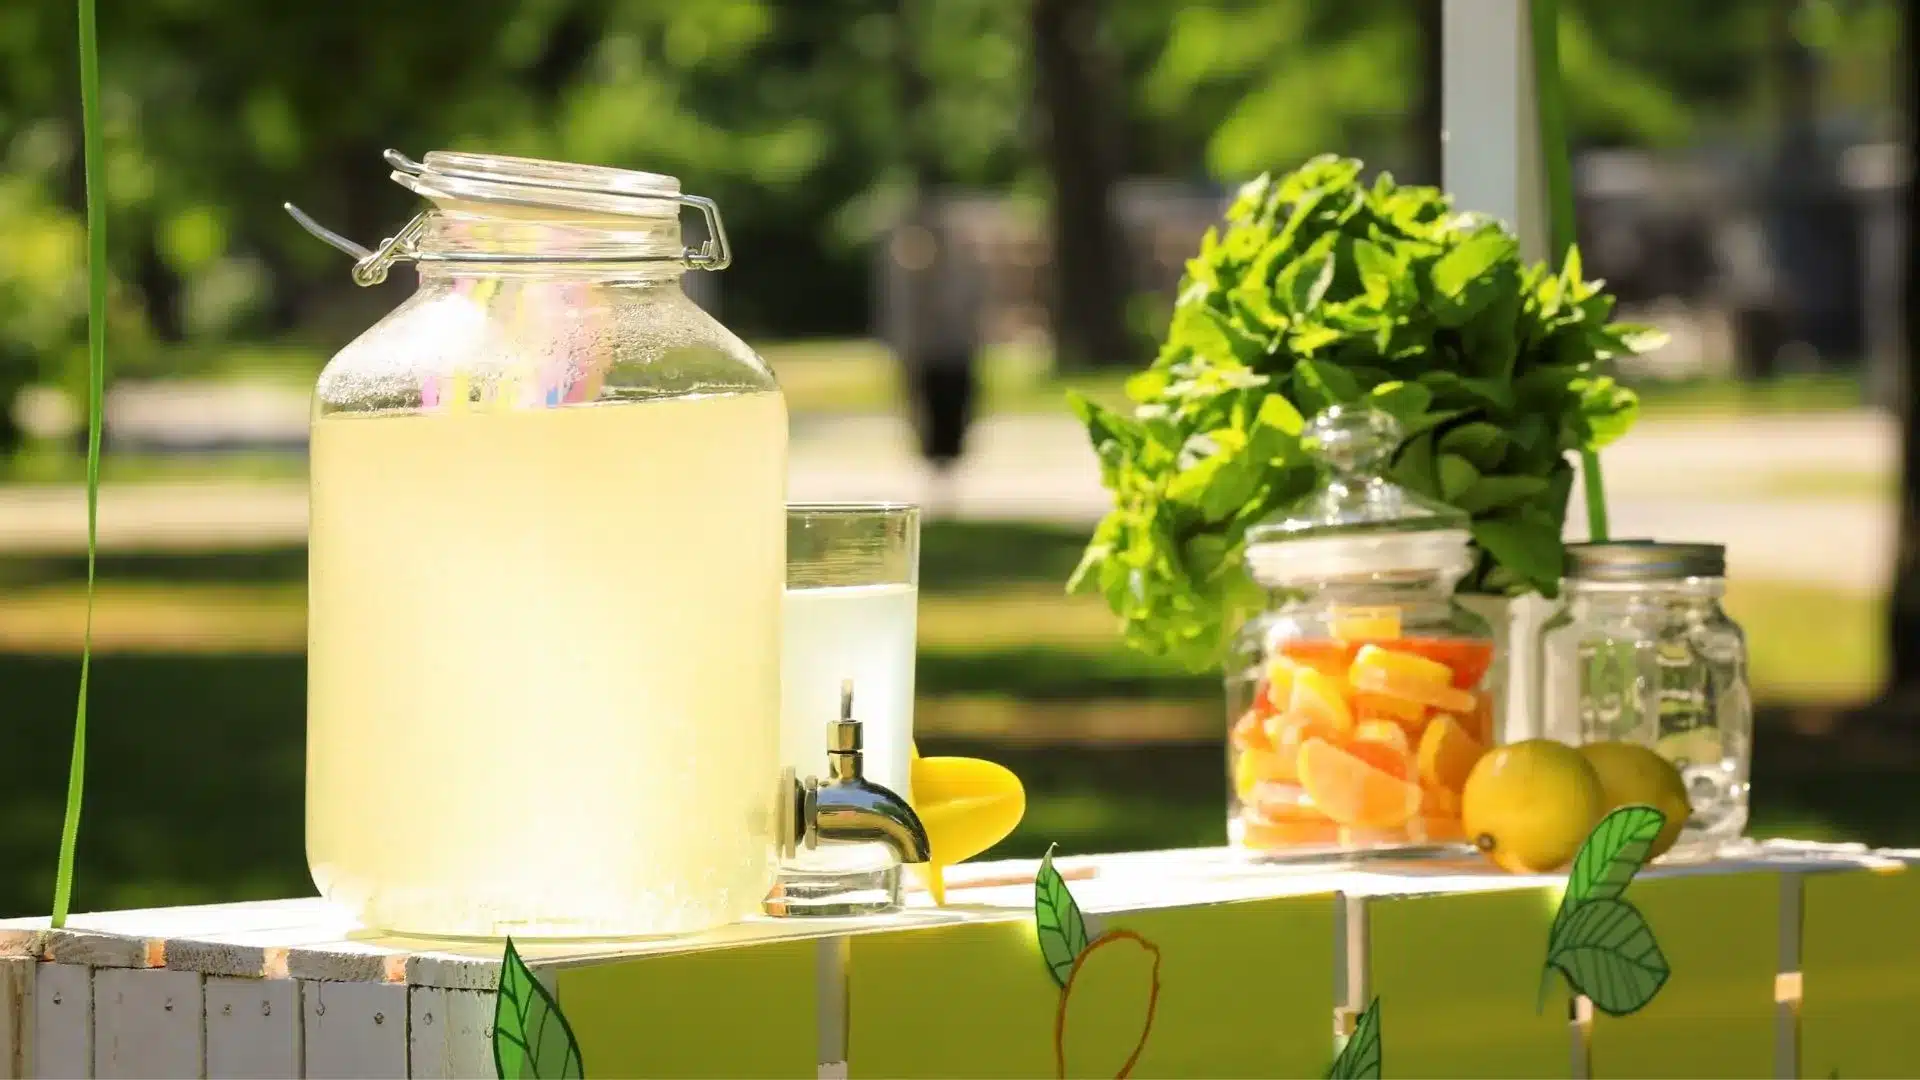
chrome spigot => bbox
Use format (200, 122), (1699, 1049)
(777, 680), (930, 865)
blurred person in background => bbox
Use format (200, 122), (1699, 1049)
(885, 202), (985, 517)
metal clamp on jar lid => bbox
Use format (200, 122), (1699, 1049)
(283, 149), (731, 285)
(1564, 541), (1727, 583)
(1243, 405), (1474, 586)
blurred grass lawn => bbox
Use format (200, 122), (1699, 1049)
(0, 520), (1900, 919)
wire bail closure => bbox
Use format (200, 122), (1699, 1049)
(284, 149), (731, 286)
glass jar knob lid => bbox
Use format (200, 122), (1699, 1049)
(1244, 405), (1472, 584)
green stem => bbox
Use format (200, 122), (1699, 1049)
(52, 0), (106, 928)
(1579, 447), (1609, 541)
(1528, 0), (1610, 541)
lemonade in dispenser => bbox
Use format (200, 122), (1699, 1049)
(1228, 406), (1500, 857)
(294, 151), (926, 938)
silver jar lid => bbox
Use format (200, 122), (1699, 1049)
(1564, 541), (1726, 582)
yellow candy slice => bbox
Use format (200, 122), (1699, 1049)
(908, 741), (1026, 905)
(1347, 644), (1477, 713)
(1330, 605), (1403, 642)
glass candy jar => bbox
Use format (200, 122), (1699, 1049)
(1228, 407), (1500, 857)
(1537, 542), (1752, 857)
(299, 151), (789, 938)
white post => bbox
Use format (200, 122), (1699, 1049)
(1444, 0), (1554, 741)
(1443, 0), (1549, 264)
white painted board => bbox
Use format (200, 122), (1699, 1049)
(92, 968), (203, 1079)
(31, 964), (89, 1080)
(302, 980), (407, 1079)
(410, 986), (494, 1079)
(204, 977), (300, 1079)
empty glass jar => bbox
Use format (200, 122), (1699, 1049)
(1537, 542), (1752, 857)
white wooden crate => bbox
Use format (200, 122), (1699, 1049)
(0, 842), (1908, 1079)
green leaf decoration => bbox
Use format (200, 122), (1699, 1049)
(1035, 845), (1090, 989)
(1545, 897), (1671, 1017)
(1551, 805), (1667, 940)
(1326, 996), (1381, 1080)
(495, 938), (585, 1080)
(51, 0), (109, 929)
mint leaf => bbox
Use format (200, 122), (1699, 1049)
(1438, 421), (1511, 472)
(1470, 515), (1563, 595)
(1431, 227), (1518, 299)
(1326, 996), (1381, 1079)
(1452, 475), (1549, 514)
(495, 939), (584, 1079)
(1437, 454), (1480, 501)
(1035, 845), (1090, 988)
(1546, 898), (1671, 1017)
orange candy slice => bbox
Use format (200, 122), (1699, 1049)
(1289, 668), (1354, 734)
(1230, 710), (1272, 752)
(1233, 747), (1297, 799)
(1353, 718), (1412, 759)
(1276, 639), (1356, 677)
(1416, 713), (1486, 792)
(1242, 814), (1342, 849)
(1297, 737), (1422, 829)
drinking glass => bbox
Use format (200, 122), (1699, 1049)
(773, 503), (920, 915)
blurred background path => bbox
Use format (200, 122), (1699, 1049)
(0, 385), (1893, 593)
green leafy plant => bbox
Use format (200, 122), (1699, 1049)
(1326, 996), (1381, 1080)
(1066, 155), (1665, 670)
(495, 938), (586, 1079)
(50, 0), (108, 929)
(1541, 805), (1672, 1017)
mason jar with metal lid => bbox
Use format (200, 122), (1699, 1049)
(1536, 541), (1751, 857)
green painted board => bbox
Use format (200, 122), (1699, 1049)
(557, 938), (817, 1079)
(847, 918), (1056, 1079)
(1800, 866), (1920, 1078)
(1121, 898), (1336, 1079)
(1368, 886), (1575, 1078)
(846, 895), (1337, 1079)
(1588, 872), (1779, 1079)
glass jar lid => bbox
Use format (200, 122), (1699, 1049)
(1244, 406), (1472, 586)
(283, 149), (730, 286)
(1565, 541), (1726, 582)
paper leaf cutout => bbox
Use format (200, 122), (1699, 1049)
(1552, 804), (1665, 939)
(1036, 845), (1090, 988)
(1546, 897), (1671, 1017)
(1326, 996), (1381, 1080)
(495, 938), (585, 1079)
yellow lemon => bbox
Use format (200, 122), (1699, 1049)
(908, 741), (1025, 905)
(1579, 740), (1692, 859)
(1461, 739), (1604, 873)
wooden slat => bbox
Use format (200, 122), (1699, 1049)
(1587, 871), (1782, 1078)
(0, 958), (31, 1080)
(43, 933), (159, 972)
(31, 964), (90, 1080)
(91, 968), (203, 1079)
(1364, 886), (1579, 1078)
(1798, 866), (1920, 1077)
(302, 980), (407, 1079)
(408, 986), (493, 1079)
(286, 941), (408, 985)
(204, 977), (301, 1080)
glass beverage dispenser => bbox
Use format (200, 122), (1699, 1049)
(295, 151), (923, 938)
